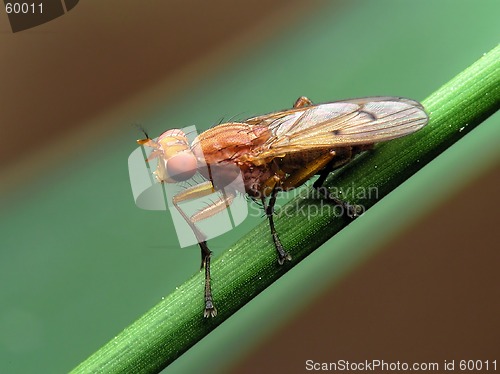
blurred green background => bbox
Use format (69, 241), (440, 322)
(0, 1), (498, 373)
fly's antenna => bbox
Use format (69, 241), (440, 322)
(133, 123), (151, 140)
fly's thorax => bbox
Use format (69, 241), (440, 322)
(191, 122), (271, 165)
(155, 129), (197, 183)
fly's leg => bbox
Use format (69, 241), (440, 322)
(262, 188), (291, 265)
(200, 241), (217, 317)
(193, 191), (235, 316)
(293, 96), (314, 108)
(312, 160), (363, 218)
(261, 151), (337, 264)
(172, 180), (234, 318)
(260, 151), (354, 263)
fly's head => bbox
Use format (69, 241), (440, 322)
(137, 129), (198, 183)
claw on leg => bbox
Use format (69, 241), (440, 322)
(345, 203), (364, 218)
(313, 183), (364, 220)
(273, 232), (292, 265)
(204, 299), (217, 318)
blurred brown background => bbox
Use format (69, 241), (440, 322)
(0, 0), (309, 188)
(0, 1), (498, 373)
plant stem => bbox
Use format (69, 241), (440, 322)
(71, 45), (499, 374)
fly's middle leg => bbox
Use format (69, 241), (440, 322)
(262, 151), (338, 262)
(262, 189), (292, 265)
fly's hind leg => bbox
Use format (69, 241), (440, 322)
(293, 96), (314, 108)
(312, 159), (364, 218)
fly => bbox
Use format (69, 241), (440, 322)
(137, 96), (429, 317)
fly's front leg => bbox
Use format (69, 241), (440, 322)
(261, 188), (291, 265)
(199, 240), (217, 317)
(172, 180), (215, 263)
(172, 180), (230, 317)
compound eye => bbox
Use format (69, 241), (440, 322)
(166, 151), (197, 181)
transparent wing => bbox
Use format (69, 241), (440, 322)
(247, 97), (428, 160)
